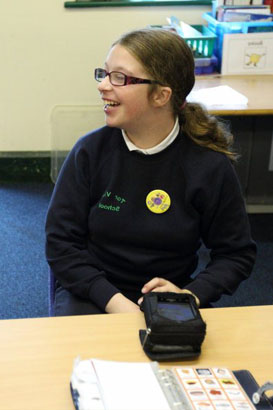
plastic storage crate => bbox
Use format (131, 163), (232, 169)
(194, 55), (218, 74)
(203, 12), (273, 66)
(183, 25), (217, 58)
(148, 23), (216, 58)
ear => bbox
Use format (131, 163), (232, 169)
(151, 86), (172, 108)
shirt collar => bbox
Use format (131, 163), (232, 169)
(122, 117), (179, 155)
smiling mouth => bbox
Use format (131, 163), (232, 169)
(103, 99), (120, 109)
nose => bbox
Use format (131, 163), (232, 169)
(97, 75), (112, 92)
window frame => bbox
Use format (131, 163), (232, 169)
(64, 0), (212, 8)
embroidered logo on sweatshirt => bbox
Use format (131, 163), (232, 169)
(98, 191), (126, 212)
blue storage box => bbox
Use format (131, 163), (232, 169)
(194, 55), (218, 75)
(203, 12), (273, 68)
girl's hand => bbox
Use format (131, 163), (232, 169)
(105, 293), (140, 314)
(137, 277), (200, 307)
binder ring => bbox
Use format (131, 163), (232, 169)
(252, 381), (273, 404)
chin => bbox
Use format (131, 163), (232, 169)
(105, 121), (120, 129)
(105, 117), (124, 129)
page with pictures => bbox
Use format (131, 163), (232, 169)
(172, 366), (255, 410)
(70, 359), (257, 410)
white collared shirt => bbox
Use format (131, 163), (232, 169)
(122, 117), (179, 155)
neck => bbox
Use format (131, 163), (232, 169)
(125, 111), (176, 150)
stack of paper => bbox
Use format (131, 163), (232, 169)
(187, 85), (248, 108)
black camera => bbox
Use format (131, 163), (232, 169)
(139, 292), (207, 361)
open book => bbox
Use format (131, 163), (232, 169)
(70, 359), (272, 410)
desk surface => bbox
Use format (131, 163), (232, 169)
(0, 305), (272, 410)
(194, 75), (273, 115)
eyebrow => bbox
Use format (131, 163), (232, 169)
(104, 62), (135, 76)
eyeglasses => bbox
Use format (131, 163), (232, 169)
(94, 68), (158, 87)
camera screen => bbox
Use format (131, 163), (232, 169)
(157, 302), (195, 321)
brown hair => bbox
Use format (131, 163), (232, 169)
(113, 28), (237, 161)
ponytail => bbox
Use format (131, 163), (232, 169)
(179, 103), (238, 162)
(114, 28), (238, 162)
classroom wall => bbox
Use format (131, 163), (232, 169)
(0, 0), (210, 153)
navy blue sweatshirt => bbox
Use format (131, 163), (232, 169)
(45, 126), (256, 309)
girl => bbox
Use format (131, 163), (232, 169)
(46, 28), (256, 316)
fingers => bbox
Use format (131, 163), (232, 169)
(147, 285), (171, 293)
(141, 277), (182, 295)
(180, 289), (200, 307)
(137, 283), (170, 305)
(138, 278), (200, 308)
(137, 296), (143, 305)
(141, 277), (168, 294)
(138, 277), (168, 305)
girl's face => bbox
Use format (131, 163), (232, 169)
(97, 44), (158, 138)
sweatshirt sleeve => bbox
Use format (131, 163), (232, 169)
(184, 156), (257, 307)
(45, 138), (120, 311)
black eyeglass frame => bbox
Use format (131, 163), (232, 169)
(94, 68), (159, 86)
